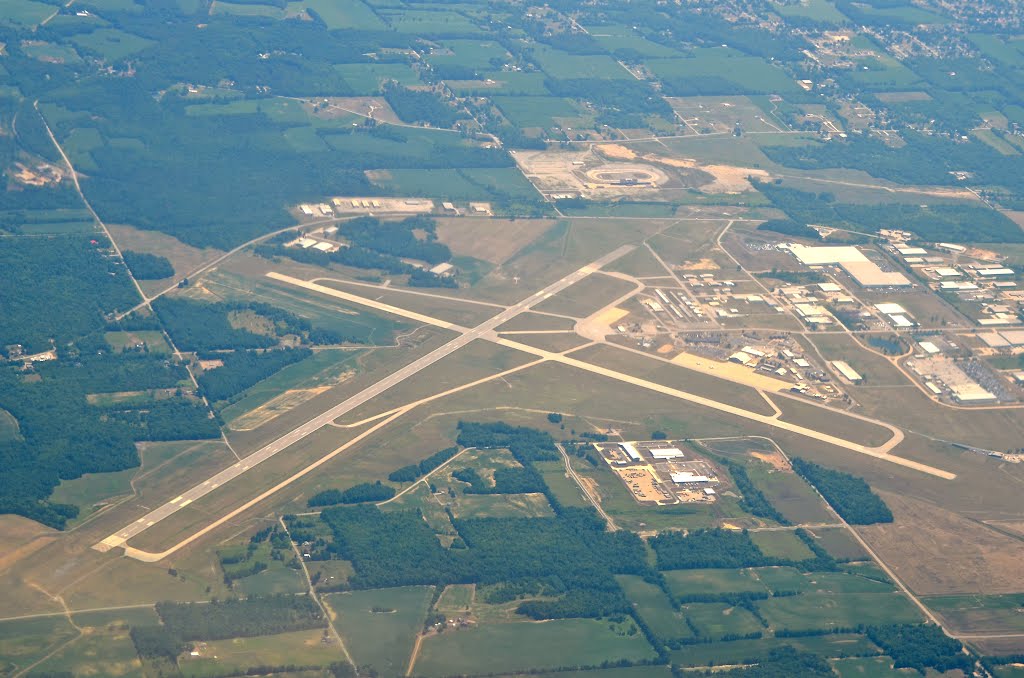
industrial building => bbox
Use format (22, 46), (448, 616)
(786, 244), (911, 287)
(831, 360), (863, 383)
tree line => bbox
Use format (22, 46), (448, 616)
(308, 481), (396, 507)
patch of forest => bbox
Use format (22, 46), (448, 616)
(198, 348), (312, 403)
(0, 236), (139, 353)
(791, 458), (893, 525)
(122, 250), (175, 280)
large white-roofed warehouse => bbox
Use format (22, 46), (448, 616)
(787, 244), (911, 288)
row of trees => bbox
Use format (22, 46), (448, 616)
(387, 446), (460, 482)
(155, 595), (325, 641)
(307, 481), (396, 507)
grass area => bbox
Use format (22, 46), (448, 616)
(450, 492), (555, 519)
(664, 568), (769, 597)
(831, 656), (915, 677)
(325, 586), (433, 677)
(758, 592), (921, 631)
(812, 527), (869, 561)
(435, 584), (474, 615)
(0, 616), (79, 676)
(220, 349), (366, 427)
(0, 0), (56, 28)
(412, 618), (656, 676)
(617, 575), (690, 641)
(380, 8), (483, 35)
(335, 63), (421, 94)
(211, 1), (287, 18)
(646, 50), (801, 95)
(493, 96), (580, 128)
(535, 460), (590, 508)
(105, 330), (172, 354)
(48, 468), (136, 523)
(71, 28), (155, 61)
(290, 0), (386, 30)
(31, 616), (142, 678)
(178, 629), (345, 677)
(924, 594), (1024, 633)
(682, 602), (764, 638)
(746, 466), (834, 525)
(233, 566), (307, 597)
(750, 530), (816, 561)
(773, 0), (847, 24)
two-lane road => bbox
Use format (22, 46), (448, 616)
(96, 246), (634, 552)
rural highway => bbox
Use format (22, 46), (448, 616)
(96, 246), (634, 553)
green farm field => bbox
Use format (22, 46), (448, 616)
(750, 530), (816, 561)
(671, 633), (881, 667)
(812, 527), (870, 561)
(682, 602), (764, 638)
(923, 594), (1024, 634)
(0, 616), (79, 676)
(663, 568), (769, 597)
(617, 575), (690, 641)
(177, 629), (345, 678)
(412, 618), (656, 676)
(758, 592), (922, 631)
(325, 586), (434, 677)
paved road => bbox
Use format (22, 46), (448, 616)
(96, 246), (633, 552)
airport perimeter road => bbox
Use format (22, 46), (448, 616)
(95, 246), (633, 554)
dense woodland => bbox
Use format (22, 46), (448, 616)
(791, 458), (894, 525)
(198, 348), (312, 403)
(122, 250), (175, 280)
(0, 236), (139, 353)
(866, 624), (971, 674)
(650, 528), (772, 570)
(383, 83), (465, 128)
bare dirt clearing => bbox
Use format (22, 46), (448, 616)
(859, 492), (1024, 595)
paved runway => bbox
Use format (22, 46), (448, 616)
(96, 246), (633, 552)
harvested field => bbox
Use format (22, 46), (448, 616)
(435, 217), (556, 264)
(858, 492), (1024, 595)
